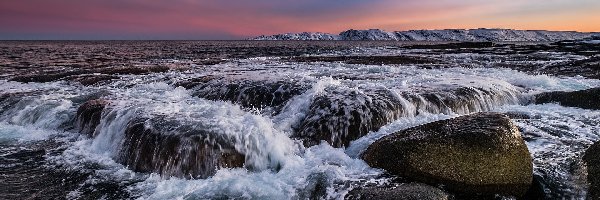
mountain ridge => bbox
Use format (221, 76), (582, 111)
(252, 28), (598, 42)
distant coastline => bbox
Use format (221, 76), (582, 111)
(251, 28), (598, 42)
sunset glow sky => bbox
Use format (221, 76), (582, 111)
(1, 0), (599, 39)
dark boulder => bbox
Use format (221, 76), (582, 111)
(362, 112), (533, 197)
(534, 87), (600, 110)
(584, 142), (600, 200)
(345, 183), (450, 200)
(75, 99), (109, 137)
(117, 118), (245, 179)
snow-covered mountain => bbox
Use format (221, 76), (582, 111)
(253, 32), (339, 40)
(252, 29), (597, 42)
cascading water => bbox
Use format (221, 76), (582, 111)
(1, 41), (600, 199)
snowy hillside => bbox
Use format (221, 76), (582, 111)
(252, 28), (597, 42)
(253, 32), (339, 40)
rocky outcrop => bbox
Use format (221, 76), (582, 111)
(296, 86), (520, 148)
(117, 118), (245, 179)
(584, 142), (600, 200)
(296, 89), (404, 147)
(362, 112), (533, 197)
(534, 87), (600, 110)
(75, 99), (109, 137)
(345, 183), (450, 200)
(177, 77), (309, 115)
(75, 99), (248, 179)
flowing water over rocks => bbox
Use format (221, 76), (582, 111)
(1, 41), (599, 199)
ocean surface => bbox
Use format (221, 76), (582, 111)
(0, 41), (599, 199)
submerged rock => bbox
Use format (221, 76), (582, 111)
(75, 99), (109, 137)
(346, 183), (450, 200)
(0, 92), (35, 113)
(584, 142), (600, 200)
(362, 112), (533, 197)
(296, 89), (404, 147)
(534, 87), (600, 110)
(177, 77), (309, 115)
(297, 86), (519, 148)
(118, 118), (245, 179)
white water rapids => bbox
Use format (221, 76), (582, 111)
(1, 56), (600, 199)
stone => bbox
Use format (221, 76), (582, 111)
(584, 142), (600, 200)
(296, 86), (519, 148)
(177, 77), (309, 115)
(534, 87), (600, 110)
(75, 99), (109, 137)
(296, 88), (404, 148)
(117, 118), (245, 179)
(345, 183), (450, 200)
(362, 112), (533, 197)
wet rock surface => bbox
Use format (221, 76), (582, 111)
(0, 92), (34, 113)
(75, 99), (110, 137)
(297, 86), (519, 148)
(584, 142), (600, 200)
(534, 87), (600, 110)
(345, 183), (450, 200)
(118, 117), (245, 179)
(0, 140), (135, 199)
(362, 112), (533, 197)
(296, 88), (405, 147)
(177, 76), (310, 114)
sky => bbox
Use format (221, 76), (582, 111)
(1, 0), (599, 40)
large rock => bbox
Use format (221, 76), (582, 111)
(76, 100), (247, 179)
(584, 142), (600, 199)
(296, 89), (404, 147)
(297, 86), (519, 148)
(362, 112), (533, 197)
(117, 118), (245, 179)
(345, 183), (450, 200)
(534, 87), (600, 110)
